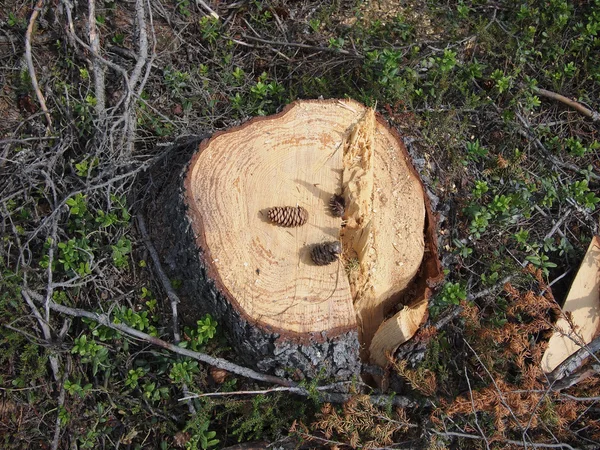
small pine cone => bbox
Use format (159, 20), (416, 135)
(311, 241), (342, 266)
(267, 206), (308, 227)
(329, 194), (346, 217)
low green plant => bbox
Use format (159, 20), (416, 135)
(199, 16), (220, 44)
(111, 237), (132, 268)
(453, 239), (473, 258)
(169, 361), (200, 385)
(184, 415), (219, 449)
(125, 367), (146, 389)
(525, 252), (557, 277)
(491, 69), (512, 93)
(72, 334), (109, 375)
(569, 179), (600, 209)
(465, 139), (488, 162)
(64, 378), (93, 398)
(181, 314), (217, 351)
(431, 282), (468, 318)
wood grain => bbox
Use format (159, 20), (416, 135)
(183, 99), (437, 367)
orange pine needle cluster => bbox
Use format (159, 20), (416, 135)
(307, 397), (412, 449)
(444, 272), (586, 440)
(391, 359), (437, 397)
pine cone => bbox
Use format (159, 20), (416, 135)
(311, 241), (342, 266)
(267, 206), (308, 227)
(329, 194), (346, 217)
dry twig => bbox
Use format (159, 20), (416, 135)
(180, 381), (357, 400)
(515, 112), (600, 182)
(137, 215), (180, 342)
(195, 0), (220, 19)
(21, 290), (60, 382)
(463, 366), (491, 450)
(25, 0), (52, 129)
(429, 429), (581, 450)
(241, 34), (364, 58)
(87, 0), (106, 121)
(27, 289), (292, 385)
(137, 214), (197, 414)
(51, 358), (70, 450)
(26, 289), (417, 407)
(534, 87), (600, 122)
(463, 338), (528, 437)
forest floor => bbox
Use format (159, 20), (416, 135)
(1, 0), (600, 448)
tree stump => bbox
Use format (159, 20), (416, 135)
(150, 99), (442, 379)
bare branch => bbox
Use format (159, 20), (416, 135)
(534, 87), (600, 122)
(51, 358), (69, 450)
(463, 338), (529, 436)
(430, 429), (580, 450)
(129, 0), (149, 90)
(137, 214), (181, 342)
(25, 0), (52, 130)
(26, 289), (417, 407)
(241, 34), (364, 58)
(27, 289), (295, 386)
(463, 366), (491, 450)
(22, 290), (60, 382)
(195, 0), (220, 19)
(43, 219), (58, 322)
(547, 335), (600, 386)
(181, 381), (360, 400)
(515, 112), (600, 182)
(87, 0), (106, 121)
(137, 214), (197, 414)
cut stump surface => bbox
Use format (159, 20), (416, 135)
(156, 99), (442, 378)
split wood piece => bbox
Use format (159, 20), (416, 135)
(541, 235), (600, 375)
(339, 108), (441, 365)
(150, 99), (442, 379)
(369, 298), (429, 369)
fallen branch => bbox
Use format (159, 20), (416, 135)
(62, 0), (130, 85)
(430, 429), (581, 450)
(430, 274), (516, 332)
(463, 338), (528, 436)
(51, 357), (70, 450)
(21, 288), (60, 383)
(195, 0), (220, 19)
(138, 214), (197, 414)
(515, 112), (600, 182)
(25, 289), (293, 386)
(121, 0), (149, 156)
(181, 382), (357, 400)
(534, 87), (600, 122)
(547, 334), (600, 385)
(463, 366), (491, 450)
(551, 365), (600, 392)
(87, 0), (106, 121)
(43, 219), (58, 323)
(25, 0), (52, 129)
(241, 34), (364, 58)
(26, 290), (418, 407)
(137, 215), (180, 342)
